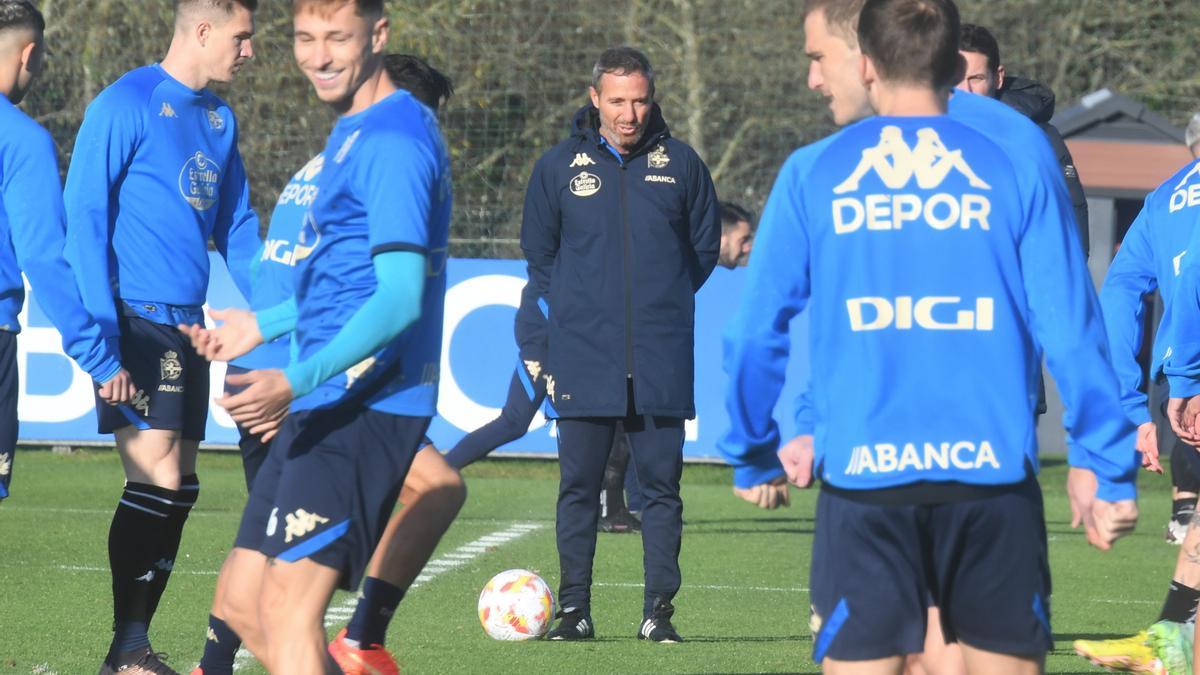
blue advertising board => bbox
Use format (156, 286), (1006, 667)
(18, 255), (811, 461)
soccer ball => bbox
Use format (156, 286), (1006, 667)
(477, 569), (556, 640)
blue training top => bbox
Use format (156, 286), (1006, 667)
(1100, 159), (1200, 422)
(230, 154), (325, 371)
(721, 114), (1137, 502)
(63, 63), (260, 332)
(0, 94), (120, 382)
(1156, 161), (1200, 396)
(291, 90), (451, 415)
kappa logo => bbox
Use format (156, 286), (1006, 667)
(648, 144), (670, 169)
(159, 102), (177, 118)
(284, 508), (331, 543)
(160, 351), (182, 381)
(809, 605), (823, 635)
(131, 390), (150, 417)
(266, 507), (278, 536)
(569, 171), (602, 197)
(835, 126), (991, 194)
(832, 126), (993, 235)
(207, 627), (220, 643)
(569, 152), (596, 167)
(135, 570), (155, 583)
(335, 130), (361, 164)
(345, 356), (377, 388)
(207, 105), (224, 131)
(0, 452), (9, 477)
(524, 359), (542, 380)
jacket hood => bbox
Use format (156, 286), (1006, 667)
(997, 76), (1056, 124)
(570, 102), (670, 154)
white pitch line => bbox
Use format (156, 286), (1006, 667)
(56, 565), (217, 576)
(231, 520), (544, 671)
(594, 581), (808, 593)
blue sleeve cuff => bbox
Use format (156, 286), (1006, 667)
(92, 358), (122, 385)
(1066, 440), (1088, 469)
(1095, 478), (1137, 503)
(256, 298), (298, 342)
(1126, 405), (1152, 427)
(1167, 375), (1200, 399)
(733, 463), (787, 490)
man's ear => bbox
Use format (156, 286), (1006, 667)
(951, 53), (967, 89)
(589, 85), (600, 108)
(196, 20), (213, 48)
(995, 63), (1006, 91)
(371, 16), (389, 54)
(19, 39), (35, 72)
(859, 53), (876, 88)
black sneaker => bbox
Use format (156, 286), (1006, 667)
(546, 608), (595, 640)
(98, 647), (181, 675)
(638, 599), (683, 643)
(598, 508), (642, 533)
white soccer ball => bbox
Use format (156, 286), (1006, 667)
(477, 569), (556, 640)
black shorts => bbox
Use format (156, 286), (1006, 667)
(809, 479), (1052, 662)
(233, 405), (429, 591)
(0, 331), (18, 499)
(225, 365), (271, 490)
(95, 313), (209, 440)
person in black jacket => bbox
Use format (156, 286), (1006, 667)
(522, 46), (720, 643)
(957, 23), (1089, 257)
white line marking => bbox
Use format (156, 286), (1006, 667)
(56, 565), (217, 576)
(594, 581), (808, 593)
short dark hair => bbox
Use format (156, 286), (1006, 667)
(591, 47), (655, 97)
(858, 0), (961, 90)
(959, 23), (1000, 74)
(0, 0), (44, 36)
(385, 54), (453, 112)
(293, 0), (382, 19)
(175, 0), (258, 16)
(720, 202), (756, 233)
(803, 0), (867, 44)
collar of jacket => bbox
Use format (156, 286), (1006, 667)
(570, 102), (671, 160)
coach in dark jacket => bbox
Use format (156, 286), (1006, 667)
(521, 47), (719, 643)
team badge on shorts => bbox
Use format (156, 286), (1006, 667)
(648, 144), (670, 169)
(160, 351), (182, 381)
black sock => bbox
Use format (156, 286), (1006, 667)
(198, 614), (241, 675)
(1159, 580), (1200, 623)
(108, 482), (173, 660)
(1173, 499), (1196, 523)
(346, 577), (406, 647)
(146, 474), (199, 618)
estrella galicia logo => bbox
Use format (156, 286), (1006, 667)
(178, 151), (222, 210)
(292, 210), (321, 263)
(569, 171), (601, 197)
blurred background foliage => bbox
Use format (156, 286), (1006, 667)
(21, 0), (1200, 257)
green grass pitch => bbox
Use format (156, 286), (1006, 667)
(0, 449), (1180, 673)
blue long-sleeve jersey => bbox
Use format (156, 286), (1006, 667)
(724, 91), (1132, 490)
(1100, 160), (1200, 422)
(63, 64), (260, 336)
(1158, 163), (1200, 396)
(721, 114), (1137, 502)
(0, 94), (120, 383)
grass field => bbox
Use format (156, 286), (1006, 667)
(0, 448), (1182, 674)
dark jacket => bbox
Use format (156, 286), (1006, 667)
(999, 76), (1090, 257)
(520, 104), (720, 418)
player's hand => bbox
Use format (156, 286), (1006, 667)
(1088, 499), (1138, 551)
(178, 307), (263, 363)
(1168, 396), (1200, 447)
(217, 369), (292, 439)
(97, 368), (136, 405)
(1136, 421), (1162, 473)
(733, 475), (790, 509)
(778, 434), (815, 488)
(1066, 466), (1097, 531)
